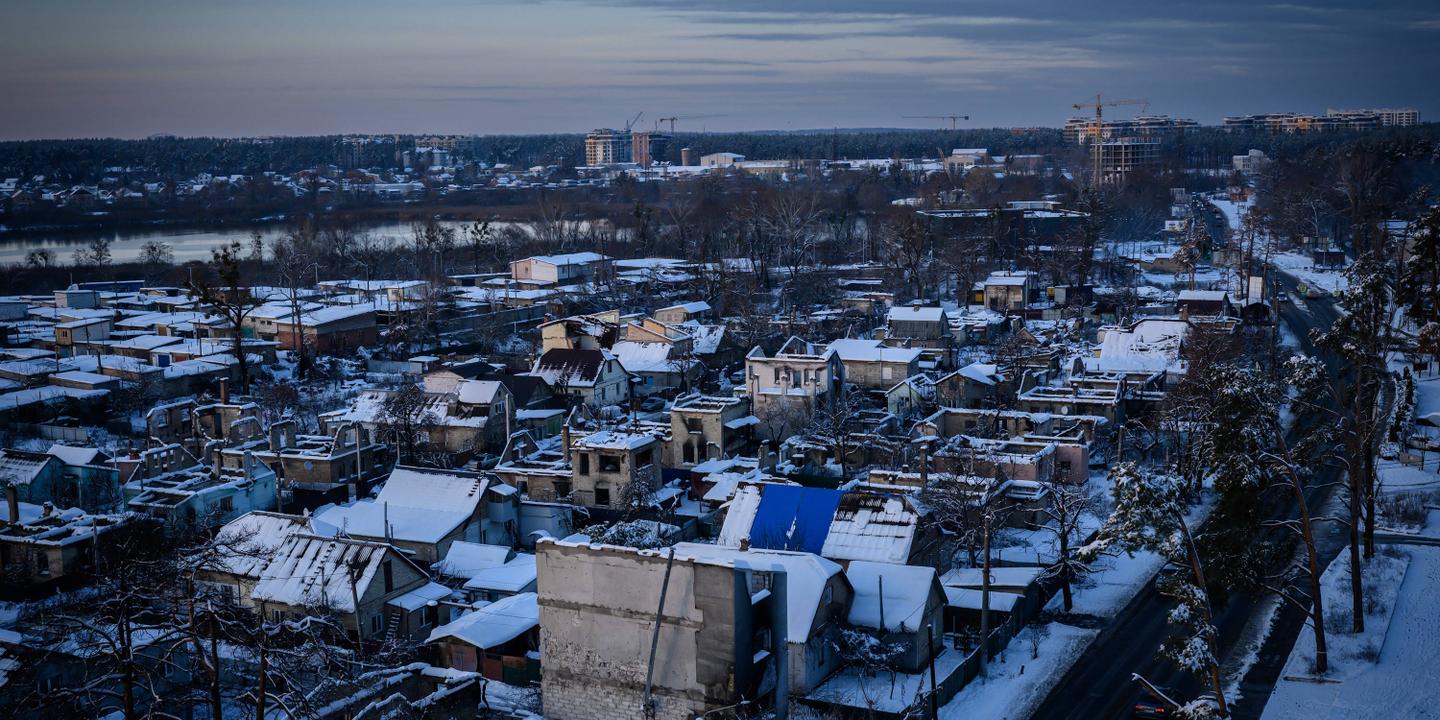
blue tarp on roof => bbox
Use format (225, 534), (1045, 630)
(747, 485), (842, 555)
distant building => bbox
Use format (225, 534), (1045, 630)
(700, 152), (745, 168)
(584, 129), (632, 166)
(510, 252), (612, 286)
(1063, 115), (1198, 145)
(1221, 109), (1417, 133)
(1332, 107), (1419, 126)
(1093, 136), (1161, 182)
(1233, 149), (1270, 174)
(630, 131), (670, 167)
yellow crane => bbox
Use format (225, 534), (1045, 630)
(1070, 94), (1148, 185)
(903, 114), (970, 130)
(654, 114), (727, 133)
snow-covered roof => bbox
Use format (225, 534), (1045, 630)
(525, 251), (608, 266)
(208, 511), (311, 579)
(942, 587), (1024, 612)
(680, 322), (726, 355)
(46, 443), (106, 467)
(575, 430), (660, 451)
(312, 466), (488, 545)
(389, 581), (453, 612)
(826, 338), (922, 365)
(0, 449), (54, 486)
(660, 300), (710, 314)
(251, 534), (407, 612)
(426, 592), (538, 649)
(377, 467), (489, 515)
(456, 379), (505, 406)
(956, 362), (1003, 386)
(610, 341), (681, 374)
(820, 494), (918, 565)
(846, 561), (937, 633)
(887, 305), (946, 323)
(461, 554), (538, 594)
(434, 541), (514, 579)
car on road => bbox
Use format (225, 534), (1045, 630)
(1133, 699), (1168, 719)
(638, 396), (667, 412)
(1276, 291), (1289, 302)
(1133, 686), (1179, 718)
(1154, 562), (1187, 592)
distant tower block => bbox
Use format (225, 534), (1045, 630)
(680, 147), (694, 166)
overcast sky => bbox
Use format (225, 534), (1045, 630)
(2, 0), (1437, 139)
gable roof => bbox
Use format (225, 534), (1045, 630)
(530, 348), (610, 388)
(845, 561), (939, 632)
(887, 305), (947, 323)
(0, 450), (57, 487)
(426, 592), (538, 649)
(434, 541), (515, 579)
(311, 466), (489, 545)
(663, 542), (843, 642)
(720, 485), (920, 565)
(46, 444), (108, 467)
(251, 534), (415, 612)
(208, 511), (311, 579)
(456, 379), (506, 406)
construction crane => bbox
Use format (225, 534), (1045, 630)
(1070, 94), (1148, 185)
(903, 114), (970, 130)
(654, 114), (727, 133)
(624, 112), (645, 132)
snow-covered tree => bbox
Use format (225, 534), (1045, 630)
(1084, 463), (1229, 718)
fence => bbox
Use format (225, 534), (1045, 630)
(8, 422), (91, 443)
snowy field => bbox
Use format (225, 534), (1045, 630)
(1261, 546), (1440, 720)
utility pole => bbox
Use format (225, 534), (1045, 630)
(928, 624), (940, 720)
(643, 547), (677, 719)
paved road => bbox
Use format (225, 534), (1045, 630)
(1029, 237), (1351, 719)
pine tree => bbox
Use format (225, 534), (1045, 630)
(1083, 464), (1229, 718)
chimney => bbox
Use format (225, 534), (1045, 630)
(40, 501), (53, 518)
(218, 378), (229, 404)
(739, 535), (750, 552)
(5, 485), (19, 524)
(919, 440), (931, 487)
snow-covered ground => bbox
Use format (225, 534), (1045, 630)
(1261, 546), (1439, 720)
(1210, 197), (1253, 233)
(934, 482), (1217, 718)
(938, 622), (1098, 720)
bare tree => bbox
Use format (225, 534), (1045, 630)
(803, 386), (865, 479)
(189, 240), (264, 393)
(272, 224), (319, 378)
(377, 383), (442, 466)
(1028, 482), (1100, 612)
